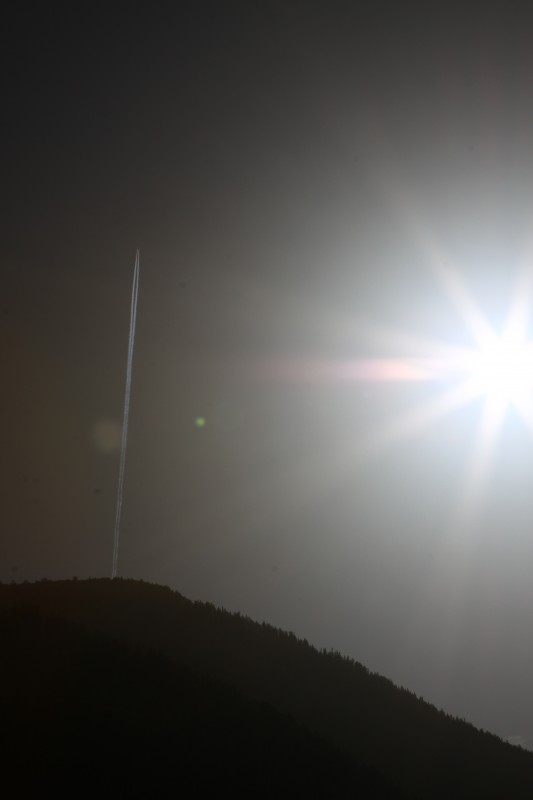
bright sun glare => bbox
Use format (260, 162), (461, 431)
(468, 335), (533, 407)
(269, 251), (533, 530)
(274, 262), (533, 530)
(355, 264), (533, 528)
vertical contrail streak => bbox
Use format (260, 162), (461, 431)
(112, 250), (140, 578)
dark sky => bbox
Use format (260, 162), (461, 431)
(4, 1), (533, 750)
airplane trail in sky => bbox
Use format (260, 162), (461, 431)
(112, 250), (140, 578)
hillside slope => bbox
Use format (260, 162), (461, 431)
(1, 578), (532, 798)
(0, 605), (404, 797)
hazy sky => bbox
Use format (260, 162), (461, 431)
(4, 2), (533, 749)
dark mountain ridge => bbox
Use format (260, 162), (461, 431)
(1, 604), (401, 798)
(1, 578), (532, 798)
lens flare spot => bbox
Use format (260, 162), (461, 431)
(195, 416), (207, 428)
(93, 419), (122, 453)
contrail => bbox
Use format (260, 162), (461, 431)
(112, 250), (140, 578)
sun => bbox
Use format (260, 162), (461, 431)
(342, 265), (533, 529)
(264, 258), (533, 529)
(467, 334), (533, 409)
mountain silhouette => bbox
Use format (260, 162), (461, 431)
(1, 578), (532, 798)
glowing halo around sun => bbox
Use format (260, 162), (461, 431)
(263, 264), (533, 533)
(384, 275), (533, 528)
